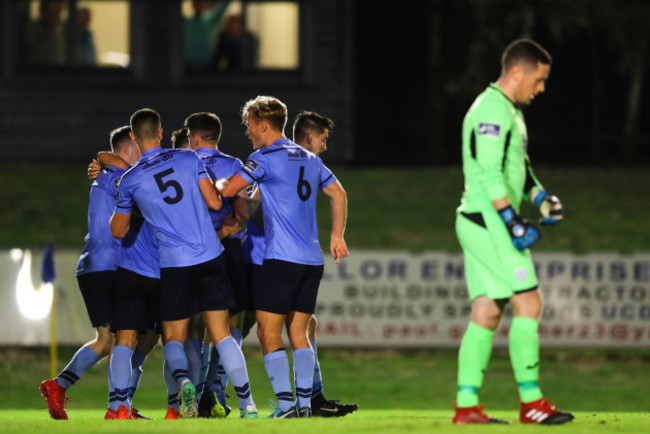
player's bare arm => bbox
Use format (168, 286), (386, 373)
(97, 151), (129, 169)
(110, 211), (131, 239)
(219, 173), (250, 198)
(322, 180), (349, 264)
(198, 177), (222, 211)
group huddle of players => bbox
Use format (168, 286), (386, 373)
(39, 95), (357, 420)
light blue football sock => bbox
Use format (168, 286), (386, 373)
(310, 339), (323, 397)
(215, 329), (243, 397)
(164, 360), (180, 411)
(107, 363), (119, 411)
(197, 343), (211, 400)
(264, 350), (293, 411)
(185, 339), (203, 387)
(110, 345), (133, 406)
(128, 349), (146, 402)
(56, 345), (99, 389)
(217, 336), (254, 409)
(294, 348), (315, 409)
(163, 340), (190, 388)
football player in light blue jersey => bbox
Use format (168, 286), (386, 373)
(221, 96), (348, 418)
(183, 113), (255, 418)
(110, 108), (257, 419)
(40, 126), (141, 420)
(292, 111), (359, 417)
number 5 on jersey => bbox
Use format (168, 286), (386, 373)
(154, 168), (184, 204)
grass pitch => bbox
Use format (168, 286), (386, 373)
(0, 410), (649, 434)
(1, 348), (650, 433)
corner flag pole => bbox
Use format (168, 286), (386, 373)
(50, 286), (57, 378)
(42, 242), (57, 379)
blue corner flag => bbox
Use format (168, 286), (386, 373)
(42, 242), (56, 284)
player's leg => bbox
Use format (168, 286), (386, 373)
(454, 295), (506, 423)
(128, 329), (159, 419)
(200, 255), (257, 418)
(163, 359), (180, 419)
(257, 310), (296, 418)
(510, 290), (574, 424)
(40, 271), (115, 420)
(213, 239), (249, 405)
(162, 318), (195, 417)
(185, 314), (205, 404)
(308, 315), (359, 417)
(453, 212), (510, 424)
(160, 265), (198, 418)
(111, 329), (138, 419)
(286, 310), (315, 417)
(286, 262), (326, 418)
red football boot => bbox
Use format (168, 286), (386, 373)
(39, 379), (70, 420)
(520, 398), (574, 425)
(165, 406), (180, 420)
(116, 404), (133, 420)
(104, 408), (117, 419)
(452, 404), (510, 424)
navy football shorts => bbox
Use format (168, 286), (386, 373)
(112, 267), (161, 332)
(222, 237), (251, 314)
(253, 259), (324, 315)
(77, 270), (115, 328)
(160, 254), (234, 322)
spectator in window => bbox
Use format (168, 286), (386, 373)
(76, 7), (96, 66)
(212, 14), (257, 71)
(184, 0), (230, 69)
(23, 0), (67, 65)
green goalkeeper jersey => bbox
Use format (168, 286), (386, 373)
(458, 83), (543, 214)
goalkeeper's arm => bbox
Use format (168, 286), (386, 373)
(492, 197), (540, 250)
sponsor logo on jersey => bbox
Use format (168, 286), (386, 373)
(244, 159), (259, 172)
(478, 122), (501, 137)
(288, 150), (307, 159)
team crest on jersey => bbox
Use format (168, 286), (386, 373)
(244, 159), (259, 172)
(478, 123), (501, 137)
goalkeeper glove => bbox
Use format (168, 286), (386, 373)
(534, 191), (564, 225)
(498, 205), (541, 250)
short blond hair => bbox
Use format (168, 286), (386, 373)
(241, 95), (288, 132)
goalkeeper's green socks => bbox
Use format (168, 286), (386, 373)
(509, 317), (543, 403)
(456, 322), (494, 407)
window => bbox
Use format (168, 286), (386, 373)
(19, 0), (130, 68)
(181, 0), (299, 72)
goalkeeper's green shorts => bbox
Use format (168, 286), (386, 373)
(455, 210), (538, 301)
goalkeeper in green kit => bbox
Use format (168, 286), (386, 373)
(453, 39), (573, 425)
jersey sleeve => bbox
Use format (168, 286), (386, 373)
(472, 101), (514, 202)
(115, 174), (134, 214)
(194, 152), (211, 181)
(319, 160), (336, 189)
(239, 153), (266, 184)
(522, 156), (544, 201)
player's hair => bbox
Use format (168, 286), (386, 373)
(501, 39), (552, 73)
(293, 111), (335, 143)
(109, 125), (132, 153)
(130, 108), (161, 142)
(171, 127), (189, 149)
(183, 112), (222, 144)
(241, 96), (288, 132)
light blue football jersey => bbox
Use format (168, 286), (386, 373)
(239, 138), (336, 265)
(76, 165), (124, 276)
(195, 147), (243, 240)
(242, 220), (265, 265)
(115, 147), (221, 268)
(116, 216), (160, 279)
